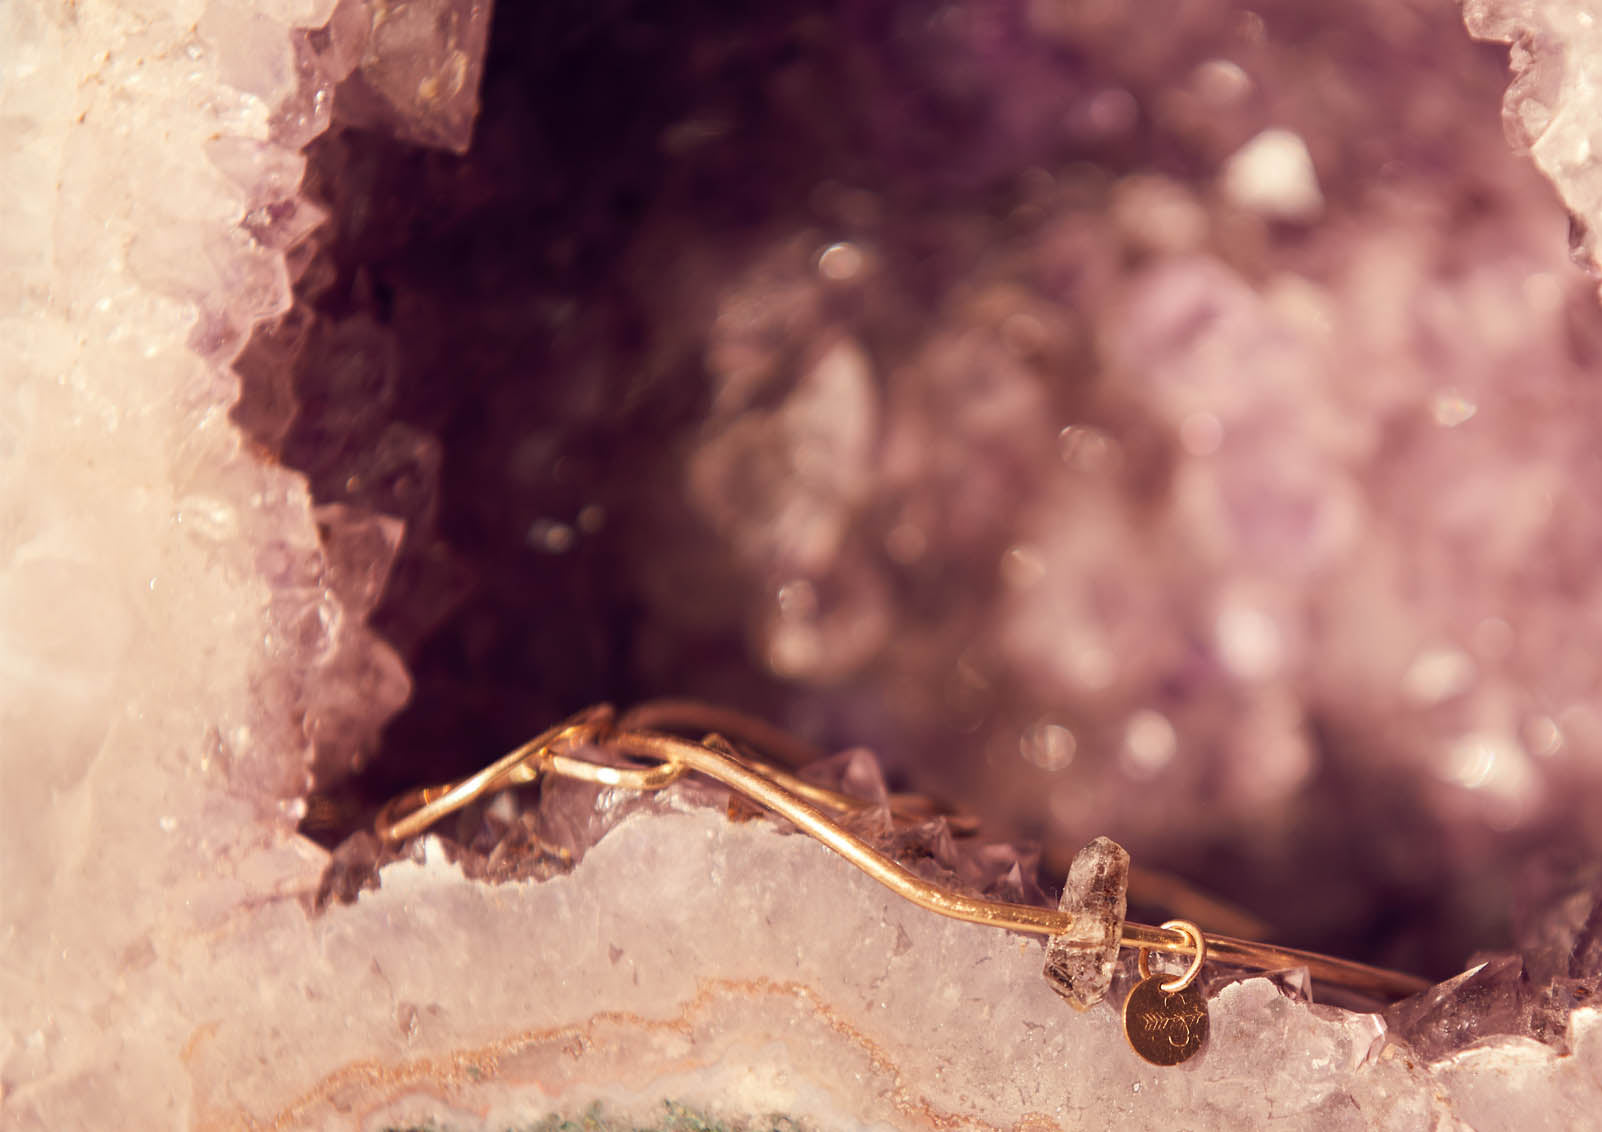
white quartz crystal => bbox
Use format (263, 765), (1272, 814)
(1466, 0), (1602, 278)
(0, 0), (394, 1125)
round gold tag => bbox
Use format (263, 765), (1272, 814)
(1123, 974), (1209, 1066)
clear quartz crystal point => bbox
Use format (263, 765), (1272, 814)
(1043, 835), (1131, 1009)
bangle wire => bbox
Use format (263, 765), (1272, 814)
(372, 701), (1430, 1001)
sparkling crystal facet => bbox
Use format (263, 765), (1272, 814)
(1043, 835), (1131, 1010)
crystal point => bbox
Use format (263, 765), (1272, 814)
(1043, 835), (1130, 1009)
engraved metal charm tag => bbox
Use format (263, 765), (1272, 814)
(1123, 975), (1210, 1066)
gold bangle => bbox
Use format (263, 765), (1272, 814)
(371, 700), (1431, 1031)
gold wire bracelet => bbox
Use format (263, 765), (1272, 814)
(372, 701), (1429, 1064)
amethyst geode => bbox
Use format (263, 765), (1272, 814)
(235, 0), (1602, 1026)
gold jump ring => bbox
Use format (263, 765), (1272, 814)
(1136, 919), (1207, 992)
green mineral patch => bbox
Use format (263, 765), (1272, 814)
(384, 1099), (809, 1132)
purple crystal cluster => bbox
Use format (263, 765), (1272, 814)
(236, 0), (1602, 1012)
(1388, 858), (1602, 1055)
(20, 0), (1602, 1122)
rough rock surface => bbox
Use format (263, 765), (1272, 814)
(192, 808), (1602, 1130)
